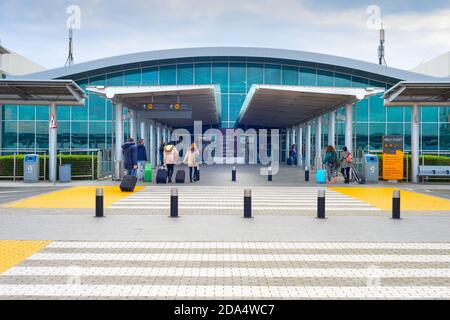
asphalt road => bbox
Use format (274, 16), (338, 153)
(0, 187), (63, 205)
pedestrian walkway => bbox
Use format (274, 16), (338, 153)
(0, 241), (449, 299)
(108, 187), (380, 212)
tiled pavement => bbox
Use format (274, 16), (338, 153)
(0, 242), (449, 299)
(108, 187), (380, 214)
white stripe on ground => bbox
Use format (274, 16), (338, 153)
(0, 285), (448, 299)
(5, 267), (450, 278)
(47, 242), (450, 250)
(108, 206), (380, 211)
(27, 253), (450, 262)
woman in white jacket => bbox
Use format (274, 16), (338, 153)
(184, 143), (200, 183)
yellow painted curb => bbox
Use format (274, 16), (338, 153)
(0, 241), (51, 274)
(6, 186), (144, 209)
(331, 187), (450, 211)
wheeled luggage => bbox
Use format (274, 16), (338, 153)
(287, 157), (293, 166)
(195, 167), (200, 182)
(156, 168), (168, 184)
(176, 170), (186, 184)
(316, 169), (327, 184)
(120, 175), (138, 192)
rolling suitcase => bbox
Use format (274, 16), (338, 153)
(195, 167), (200, 182)
(120, 175), (138, 192)
(316, 169), (327, 184)
(156, 168), (168, 184)
(176, 170), (186, 184)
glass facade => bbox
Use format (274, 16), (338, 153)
(1, 56), (450, 153)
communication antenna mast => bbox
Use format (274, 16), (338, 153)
(65, 28), (74, 66)
(378, 23), (387, 66)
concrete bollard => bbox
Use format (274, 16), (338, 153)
(305, 167), (310, 182)
(171, 188), (179, 218)
(268, 167), (273, 182)
(95, 189), (104, 218)
(392, 190), (401, 220)
(244, 189), (252, 218)
(317, 190), (326, 219)
(232, 166), (237, 182)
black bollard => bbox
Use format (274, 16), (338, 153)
(244, 189), (252, 218)
(95, 188), (104, 218)
(170, 188), (179, 218)
(305, 167), (310, 182)
(392, 190), (401, 220)
(317, 190), (326, 219)
(232, 166), (237, 182)
(268, 167), (273, 182)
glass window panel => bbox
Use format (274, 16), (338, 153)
(89, 122), (106, 149)
(352, 76), (369, 88)
(421, 107), (439, 122)
(369, 80), (386, 89)
(299, 67), (316, 86)
(439, 106), (450, 122)
(317, 70), (334, 86)
(247, 64), (263, 89)
(387, 123), (403, 135)
(356, 99), (368, 122)
(220, 94), (229, 122)
(356, 122), (369, 151)
(106, 72), (124, 86)
(2, 105), (17, 121)
(404, 125), (411, 151)
(421, 123), (438, 151)
(89, 75), (106, 86)
(177, 64), (194, 85)
(35, 106), (49, 121)
(18, 121), (35, 149)
(106, 121), (113, 149)
(440, 123), (450, 151)
(89, 94), (106, 121)
(71, 122), (88, 149)
(57, 121), (71, 149)
(212, 63), (229, 93)
(264, 64), (281, 85)
(71, 104), (88, 121)
(76, 79), (89, 90)
(369, 95), (386, 122)
(57, 105), (71, 121)
(142, 67), (159, 85)
(2, 121), (17, 149)
(124, 69), (141, 85)
(230, 63), (246, 93)
(387, 106), (403, 122)
(18, 105), (35, 121)
(404, 107), (411, 122)
(194, 63), (211, 85)
(106, 101), (113, 121)
(334, 73), (352, 87)
(36, 121), (49, 149)
(160, 65), (177, 85)
(369, 123), (385, 151)
(229, 94), (246, 122)
(282, 66), (298, 85)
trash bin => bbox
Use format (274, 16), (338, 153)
(24, 155), (40, 183)
(364, 154), (379, 183)
(59, 164), (72, 182)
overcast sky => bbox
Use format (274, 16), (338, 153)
(1, 0), (449, 71)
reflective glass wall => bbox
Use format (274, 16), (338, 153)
(2, 56), (450, 154)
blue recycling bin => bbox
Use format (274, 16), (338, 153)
(59, 164), (72, 183)
(24, 155), (40, 183)
(364, 155), (379, 183)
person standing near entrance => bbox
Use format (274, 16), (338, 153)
(340, 146), (353, 184)
(136, 139), (148, 181)
(159, 140), (165, 167)
(184, 143), (200, 183)
(122, 137), (138, 176)
(322, 145), (338, 184)
(164, 143), (179, 183)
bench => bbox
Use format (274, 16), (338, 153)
(418, 165), (450, 183)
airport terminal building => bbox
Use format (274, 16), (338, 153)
(1, 47), (449, 161)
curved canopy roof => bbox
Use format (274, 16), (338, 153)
(18, 47), (438, 83)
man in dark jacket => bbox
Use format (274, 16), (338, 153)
(122, 138), (138, 176)
(136, 139), (148, 181)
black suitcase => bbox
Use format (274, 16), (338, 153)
(195, 167), (200, 182)
(176, 170), (186, 184)
(120, 175), (138, 192)
(156, 169), (168, 184)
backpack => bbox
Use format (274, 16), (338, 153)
(346, 154), (354, 164)
(327, 152), (337, 165)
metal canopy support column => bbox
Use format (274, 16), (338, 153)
(328, 111), (335, 147)
(285, 128), (290, 162)
(291, 127), (296, 149)
(130, 111), (138, 141)
(49, 102), (57, 183)
(305, 123), (311, 169)
(156, 124), (162, 166)
(345, 104), (353, 153)
(411, 103), (420, 184)
(315, 116), (322, 170)
(115, 102), (124, 162)
(298, 125), (303, 168)
(149, 121), (156, 167)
